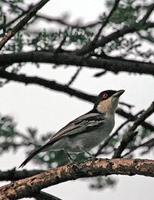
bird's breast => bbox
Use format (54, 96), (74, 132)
(68, 115), (115, 152)
(50, 115), (115, 153)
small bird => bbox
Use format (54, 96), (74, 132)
(19, 89), (125, 167)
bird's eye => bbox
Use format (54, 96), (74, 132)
(102, 93), (108, 99)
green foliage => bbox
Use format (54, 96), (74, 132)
(0, 115), (17, 153)
(0, 115), (16, 138)
(29, 29), (55, 51)
(106, 0), (138, 25)
(27, 28), (93, 51)
(6, 32), (24, 52)
(63, 27), (93, 45)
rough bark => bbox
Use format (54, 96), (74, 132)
(0, 158), (154, 200)
(0, 51), (154, 75)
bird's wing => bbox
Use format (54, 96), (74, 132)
(51, 111), (105, 139)
(19, 112), (104, 168)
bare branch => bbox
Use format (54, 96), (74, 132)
(54, 35), (67, 53)
(119, 102), (134, 109)
(0, 168), (60, 199)
(67, 67), (82, 86)
(117, 108), (154, 132)
(0, 159), (154, 199)
(76, 22), (154, 55)
(0, 51), (154, 75)
(36, 14), (100, 28)
(140, 3), (154, 23)
(95, 110), (143, 156)
(0, 70), (154, 132)
(123, 138), (154, 157)
(0, 0), (50, 50)
(113, 101), (154, 158)
(0, 9), (28, 32)
(34, 191), (62, 200)
(90, 0), (121, 48)
(0, 70), (95, 102)
(4, 2), (99, 29)
(0, 169), (44, 181)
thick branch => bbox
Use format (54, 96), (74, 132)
(0, 159), (154, 199)
(113, 102), (154, 158)
(0, 51), (154, 75)
(0, 169), (44, 181)
(0, 170), (61, 200)
(0, 0), (50, 50)
(0, 70), (95, 102)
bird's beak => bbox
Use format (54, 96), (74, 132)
(113, 89), (125, 98)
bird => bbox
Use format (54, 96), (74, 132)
(19, 89), (125, 168)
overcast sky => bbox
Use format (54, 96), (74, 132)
(0, 0), (154, 200)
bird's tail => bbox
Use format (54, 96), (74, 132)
(19, 142), (51, 168)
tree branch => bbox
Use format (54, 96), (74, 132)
(0, 70), (95, 102)
(95, 110), (143, 156)
(4, 1), (99, 29)
(117, 108), (154, 131)
(34, 191), (62, 200)
(113, 101), (154, 158)
(123, 138), (154, 157)
(0, 169), (44, 181)
(91, 0), (121, 46)
(0, 0), (50, 50)
(0, 70), (154, 132)
(0, 51), (154, 75)
(36, 14), (100, 28)
(140, 3), (154, 23)
(0, 158), (154, 199)
(76, 22), (154, 55)
(0, 169), (61, 200)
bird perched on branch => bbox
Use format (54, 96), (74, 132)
(19, 89), (125, 167)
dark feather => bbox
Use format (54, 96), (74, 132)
(19, 111), (104, 167)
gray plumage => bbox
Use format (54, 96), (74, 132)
(19, 89), (124, 167)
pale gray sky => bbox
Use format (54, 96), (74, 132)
(0, 0), (154, 200)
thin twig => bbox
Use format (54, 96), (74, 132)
(119, 102), (135, 109)
(123, 138), (154, 157)
(77, 0), (121, 55)
(54, 35), (67, 53)
(67, 67), (82, 86)
(92, 0), (121, 45)
(0, 8), (29, 32)
(140, 3), (154, 23)
(3, 1), (100, 29)
(0, 0), (50, 50)
(113, 101), (154, 158)
(95, 110), (143, 156)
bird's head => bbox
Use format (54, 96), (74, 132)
(95, 90), (125, 114)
